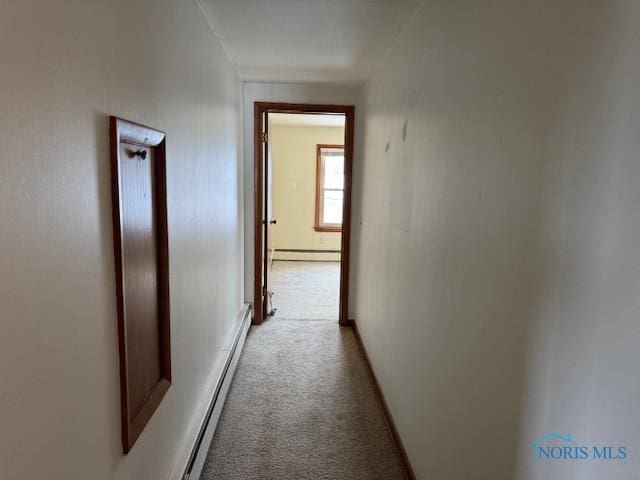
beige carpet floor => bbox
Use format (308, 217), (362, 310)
(201, 267), (407, 479)
(269, 261), (340, 320)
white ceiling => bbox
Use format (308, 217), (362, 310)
(197, 0), (422, 84)
(269, 113), (345, 127)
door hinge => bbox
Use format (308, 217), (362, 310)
(262, 286), (267, 296)
(259, 132), (268, 143)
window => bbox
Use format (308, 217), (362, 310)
(315, 144), (345, 232)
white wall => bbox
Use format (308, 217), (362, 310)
(243, 82), (361, 309)
(270, 124), (343, 261)
(0, 1), (243, 479)
(354, 1), (640, 479)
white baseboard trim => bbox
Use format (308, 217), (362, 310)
(181, 303), (252, 480)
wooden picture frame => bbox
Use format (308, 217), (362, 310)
(109, 116), (171, 453)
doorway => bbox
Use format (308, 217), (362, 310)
(253, 102), (355, 326)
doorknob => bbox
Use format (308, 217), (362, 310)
(270, 219), (277, 225)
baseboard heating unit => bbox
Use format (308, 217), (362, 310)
(182, 304), (252, 480)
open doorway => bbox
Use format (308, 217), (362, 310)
(253, 103), (355, 325)
(269, 117), (344, 320)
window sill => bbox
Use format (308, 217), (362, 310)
(314, 225), (342, 233)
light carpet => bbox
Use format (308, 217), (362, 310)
(269, 261), (340, 320)
(201, 318), (407, 480)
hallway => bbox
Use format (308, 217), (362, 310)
(202, 315), (405, 479)
(6, 1), (640, 479)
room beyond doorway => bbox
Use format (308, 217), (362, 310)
(253, 103), (355, 325)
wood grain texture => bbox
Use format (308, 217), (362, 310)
(339, 109), (355, 325)
(253, 105), (265, 324)
(109, 116), (171, 454)
(253, 103), (355, 326)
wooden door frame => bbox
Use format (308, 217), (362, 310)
(253, 102), (355, 326)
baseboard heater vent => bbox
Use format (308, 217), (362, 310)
(182, 304), (251, 480)
(276, 248), (341, 253)
(272, 248), (342, 262)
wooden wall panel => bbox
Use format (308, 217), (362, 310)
(109, 117), (171, 453)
